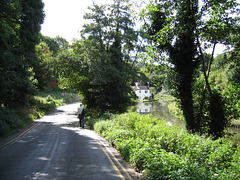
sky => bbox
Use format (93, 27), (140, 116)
(41, 0), (111, 43)
(40, 0), (229, 55)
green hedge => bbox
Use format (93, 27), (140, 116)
(94, 112), (240, 179)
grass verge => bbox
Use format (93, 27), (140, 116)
(0, 90), (78, 139)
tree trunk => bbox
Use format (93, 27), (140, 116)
(171, 0), (198, 133)
(179, 78), (196, 132)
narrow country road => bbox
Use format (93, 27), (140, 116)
(0, 102), (141, 180)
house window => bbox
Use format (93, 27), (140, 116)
(145, 90), (148, 93)
(139, 90), (141, 93)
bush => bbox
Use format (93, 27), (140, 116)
(94, 112), (240, 179)
(0, 90), (78, 139)
(30, 95), (60, 113)
(224, 82), (240, 120)
(0, 108), (24, 136)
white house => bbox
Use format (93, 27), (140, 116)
(132, 82), (152, 100)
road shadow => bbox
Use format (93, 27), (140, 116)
(0, 102), (142, 180)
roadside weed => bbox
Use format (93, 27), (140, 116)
(94, 112), (240, 179)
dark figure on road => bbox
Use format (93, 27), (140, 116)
(77, 103), (87, 128)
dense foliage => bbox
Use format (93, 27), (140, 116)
(0, 89), (76, 138)
(0, 1), (76, 138)
(57, 0), (139, 114)
(0, 0), (44, 106)
(93, 112), (240, 179)
(141, 0), (240, 137)
(0, 1), (239, 179)
(209, 51), (240, 121)
(0, 0), (239, 145)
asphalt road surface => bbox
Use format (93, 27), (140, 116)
(0, 102), (142, 180)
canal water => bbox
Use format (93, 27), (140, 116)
(133, 100), (185, 129)
(133, 101), (240, 144)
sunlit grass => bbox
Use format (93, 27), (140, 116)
(0, 90), (78, 139)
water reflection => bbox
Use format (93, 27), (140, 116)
(137, 102), (151, 114)
(135, 101), (185, 129)
(133, 101), (240, 144)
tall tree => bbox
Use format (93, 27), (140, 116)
(0, 0), (21, 106)
(34, 41), (55, 90)
(83, 0), (137, 113)
(143, 0), (199, 132)
(59, 0), (138, 113)
(40, 35), (60, 54)
(55, 36), (69, 50)
(142, 0), (239, 137)
(0, 0), (44, 106)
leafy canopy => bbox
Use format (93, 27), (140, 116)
(141, 0), (240, 137)
(58, 0), (138, 114)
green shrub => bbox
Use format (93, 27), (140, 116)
(0, 108), (23, 136)
(93, 112), (240, 179)
(0, 90), (78, 139)
(224, 82), (240, 120)
(86, 111), (113, 129)
(129, 140), (154, 171)
(0, 118), (10, 136)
